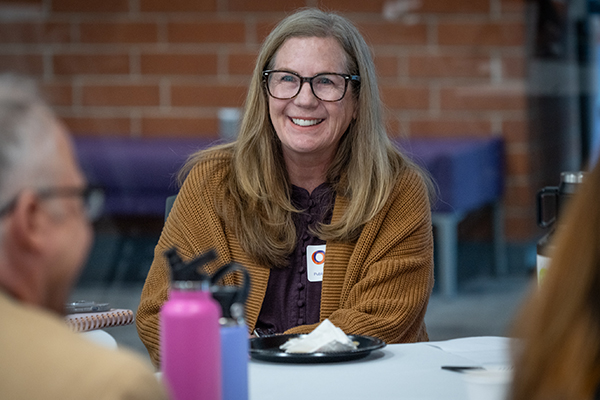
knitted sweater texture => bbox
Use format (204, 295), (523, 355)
(137, 152), (434, 367)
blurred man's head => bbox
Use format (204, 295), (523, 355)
(0, 75), (94, 314)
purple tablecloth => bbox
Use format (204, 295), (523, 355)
(397, 137), (504, 214)
(74, 136), (504, 218)
(74, 137), (216, 217)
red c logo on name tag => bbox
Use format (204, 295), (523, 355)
(311, 250), (325, 265)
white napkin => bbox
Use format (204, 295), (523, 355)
(280, 319), (358, 353)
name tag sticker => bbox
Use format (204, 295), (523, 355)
(307, 245), (326, 282)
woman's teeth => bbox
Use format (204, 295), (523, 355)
(292, 118), (323, 126)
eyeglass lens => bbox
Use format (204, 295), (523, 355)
(40, 187), (105, 222)
(0, 187), (105, 221)
(267, 72), (348, 101)
(84, 188), (105, 221)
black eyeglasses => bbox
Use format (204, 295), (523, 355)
(262, 70), (360, 102)
(0, 186), (105, 221)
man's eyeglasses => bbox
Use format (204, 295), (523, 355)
(262, 70), (360, 102)
(0, 186), (105, 221)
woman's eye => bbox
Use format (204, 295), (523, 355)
(315, 77), (334, 85)
(280, 74), (297, 83)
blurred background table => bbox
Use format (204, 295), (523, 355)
(397, 137), (506, 297)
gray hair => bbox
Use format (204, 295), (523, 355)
(0, 75), (60, 223)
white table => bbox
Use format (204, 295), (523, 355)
(80, 329), (118, 350)
(249, 336), (512, 400)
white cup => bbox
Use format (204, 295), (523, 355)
(218, 107), (241, 141)
(462, 368), (512, 400)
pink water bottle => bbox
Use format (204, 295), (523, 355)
(160, 248), (222, 400)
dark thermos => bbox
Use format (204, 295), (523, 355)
(536, 171), (584, 283)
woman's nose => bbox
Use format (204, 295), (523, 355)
(294, 81), (319, 107)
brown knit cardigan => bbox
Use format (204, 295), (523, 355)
(136, 152), (434, 367)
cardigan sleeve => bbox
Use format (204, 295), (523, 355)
(136, 158), (232, 368)
(285, 167), (434, 344)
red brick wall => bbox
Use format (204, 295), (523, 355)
(0, 0), (536, 241)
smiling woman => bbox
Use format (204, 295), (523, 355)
(136, 7), (436, 368)
(266, 36), (359, 190)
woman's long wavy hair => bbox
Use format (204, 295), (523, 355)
(180, 8), (429, 267)
(510, 162), (600, 400)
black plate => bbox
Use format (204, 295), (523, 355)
(250, 334), (386, 363)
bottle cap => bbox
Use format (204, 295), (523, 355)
(210, 262), (251, 320)
(561, 171), (585, 184)
(164, 247), (217, 283)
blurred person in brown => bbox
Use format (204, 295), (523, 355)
(0, 75), (168, 400)
(137, 8), (434, 367)
(510, 160), (600, 400)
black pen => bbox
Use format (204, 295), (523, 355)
(441, 366), (485, 373)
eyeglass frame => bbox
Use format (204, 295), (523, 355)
(262, 70), (361, 102)
(0, 186), (105, 222)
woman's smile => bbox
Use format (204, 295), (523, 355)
(290, 117), (324, 127)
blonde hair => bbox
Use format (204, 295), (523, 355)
(510, 163), (600, 400)
(180, 8), (429, 267)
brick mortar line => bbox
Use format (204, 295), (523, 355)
(72, 77), (83, 109)
(217, 47), (228, 79)
(156, 15), (168, 44)
(490, 114), (504, 133)
(490, 0), (503, 20)
(130, 109), (142, 137)
(12, 11), (524, 24)
(386, 77), (508, 85)
(41, 0), (51, 16)
(159, 78), (171, 109)
(0, 44), (250, 51)
(129, 0), (139, 15)
(5, 15), (187, 23)
(54, 107), (226, 116)
(51, 76), (252, 85)
(244, 14), (258, 46)
(387, 108), (526, 116)
(42, 50), (53, 80)
(0, 43), (525, 54)
(129, 46), (140, 76)
(429, 82), (441, 116)
(425, 13), (525, 24)
(426, 14), (438, 48)
(372, 45), (525, 55)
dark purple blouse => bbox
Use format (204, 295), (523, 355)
(254, 183), (334, 336)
